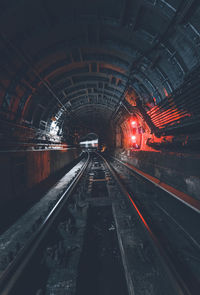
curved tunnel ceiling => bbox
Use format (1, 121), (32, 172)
(0, 0), (200, 142)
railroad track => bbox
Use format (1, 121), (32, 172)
(107, 154), (200, 295)
(0, 151), (198, 295)
(0, 152), (90, 295)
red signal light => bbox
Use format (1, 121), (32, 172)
(131, 120), (136, 126)
(131, 135), (136, 141)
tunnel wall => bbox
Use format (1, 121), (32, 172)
(114, 149), (200, 200)
(0, 148), (81, 204)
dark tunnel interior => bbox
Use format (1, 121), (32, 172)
(0, 0), (200, 294)
(1, 0), (200, 198)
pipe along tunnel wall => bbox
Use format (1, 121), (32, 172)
(114, 149), (200, 201)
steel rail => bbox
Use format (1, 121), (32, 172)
(97, 152), (192, 295)
(0, 152), (90, 295)
(112, 156), (200, 214)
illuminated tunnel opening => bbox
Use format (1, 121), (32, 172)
(79, 133), (99, 149)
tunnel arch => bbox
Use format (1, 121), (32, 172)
(0, 0), (200, 151)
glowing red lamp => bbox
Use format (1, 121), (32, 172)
(131, 120), (136, 126)
(131, 135), (136, 141)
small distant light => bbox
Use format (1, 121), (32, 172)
(131, 135), (136, 141)
(131, 120), (136, 126)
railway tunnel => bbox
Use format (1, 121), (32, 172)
(0, 0), (200, 294)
